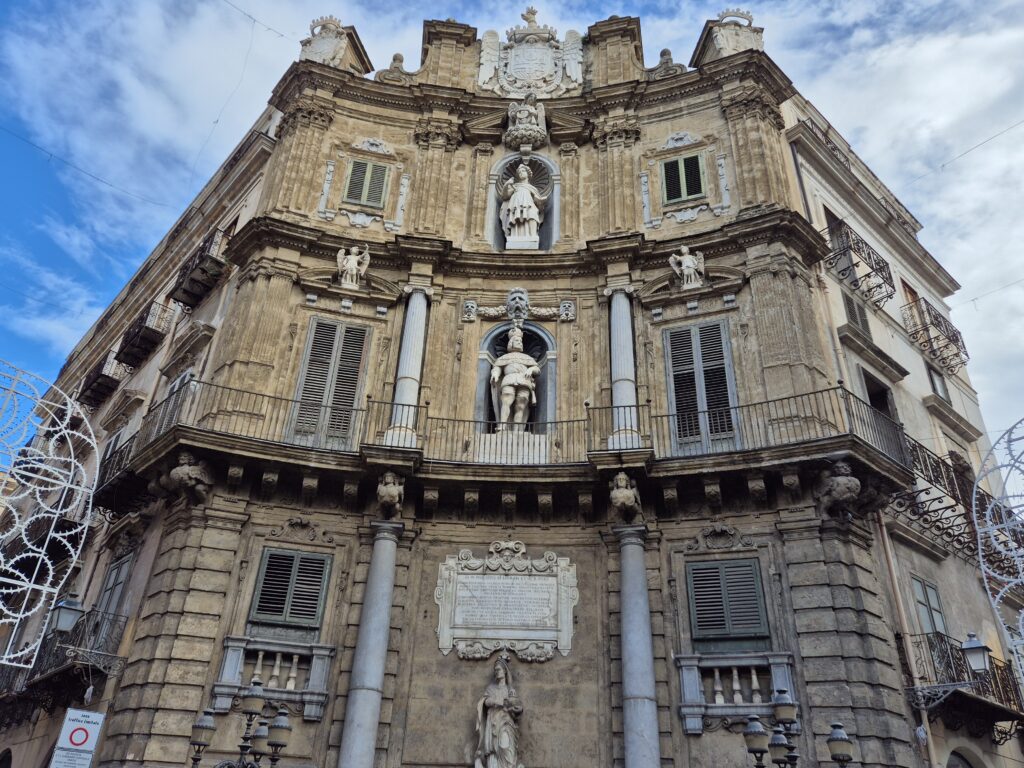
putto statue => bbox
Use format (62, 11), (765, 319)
(497, 163), (549, 250)
(337, 244), (370, 288)
(299, 16), (348, 68)
(503, 92), (547, 150)
(490, 325), (540, 432)
(377, 471), (405, 518)
(474, 655), (524, 768)
(151, 450), (214, 505)
(609, 471), (643, 523)
(669, 246), (705, 288)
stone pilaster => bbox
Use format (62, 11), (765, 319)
(99, 498), (248, 768)
(263, 96), (335, 214)
(594, 118), (641, 235)
(558, 142), (580, 243)
(721, 86), (789, 211)
(337, 521), (405, 768)
(778, 513), (914, 768)
(467, 143), (495, 244)
(411, 118), (461, 236)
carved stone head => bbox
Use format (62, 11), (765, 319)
(506, 326), (525, 353)
(506, 287), (530, 320)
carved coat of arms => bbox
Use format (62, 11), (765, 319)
(478, 7), (583, 98)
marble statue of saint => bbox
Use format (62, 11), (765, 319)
(497, 163), (549, 249)
(474, 656), (524, 768)
(669, 246), (704, 288)
(490, 326), (540, 432)
(338, 244), (370, 288)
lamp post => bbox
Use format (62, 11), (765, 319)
(743, 690), (856, 766)
(189, 677), (292, 768)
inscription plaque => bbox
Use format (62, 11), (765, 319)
(435, 541), (579, 662)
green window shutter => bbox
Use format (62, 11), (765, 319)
(682, 155), (704, 197)
(252, 550), (332, 627)
(344, 160), (369, 203)
(343, 160), (389, 207)
(698, 323), (733, 435)
(295, 320), (368, 436)
(663, 159), (683, 203)
(687, 559), (768, 640)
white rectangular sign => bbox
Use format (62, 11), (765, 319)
(50, 708), (105, 768)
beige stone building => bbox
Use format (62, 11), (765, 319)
(0, 8), (1018, 768)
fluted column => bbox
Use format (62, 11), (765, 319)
(337, 521), (404, 768)
(385, 285), (431, 446)
(614, 524), (661, 768)
(605, 285), (640, 448)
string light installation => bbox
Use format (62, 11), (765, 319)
(974, 418), (1024, 670)
(0, 359), (97, 668)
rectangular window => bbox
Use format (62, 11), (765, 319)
(686, 559), (769, 651)
(294, 319), (368, 440)
(665, 321), (736, 446)
(842, 292), (872, 339)
(95, 554), (133, 617)
(343, 160), (389, 208)
(662, 154), (705, 203)
(911, 576), (947, 635)
(862, 370), (897, 421)
(251, 549), (332, 627)
(927, 366), (950, 402)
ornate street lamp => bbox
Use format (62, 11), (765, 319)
(744, 690), (855, 767)
(826, 722), (854, 764)
(743, 714), (770, 768)
(962, 632), (992, 677)
(905, 630), (994, 709)
(188, 677), (292, 768)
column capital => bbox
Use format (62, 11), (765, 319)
(603, 283), (636, 297)
(403, 282), (435, 296)
(612, 523), (648, 547)
(370, 520), (405, 543)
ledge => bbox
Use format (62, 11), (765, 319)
(923, 394), (983, 442)
(837, 324), (909, 383)
(885, 518), (949, 562)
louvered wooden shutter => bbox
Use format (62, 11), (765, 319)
(365, 164), (387, 207)
(344, 160), (368, 203)
(663, 159), (683, 202)
(344, 160), (388, 207)
(663, 155), (703, 203)
(295, 320), (368, 436)
(252, 549), (331, 626)
(687, 559), (768, 640)
(682, 155), (703, 197)
(668, 327), (700, 439)
(667, 322), (735, 440)
(698, 324), (733, 435)
(843, 293), (872, 339)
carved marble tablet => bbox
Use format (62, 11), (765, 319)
(434, 540), (579, 662)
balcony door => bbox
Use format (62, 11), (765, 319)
(90, 554), (132, 653)
(665, 321), (737, 455)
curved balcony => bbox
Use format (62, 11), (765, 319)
(901, 296), (969, 374)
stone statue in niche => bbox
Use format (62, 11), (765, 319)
(609, 471), (643, 523)
(299, 16), (348, 68)
(669, 246), (705, 289)
(497, 163), (549, 250)
(503, 92), (547, 150)
(474, 654), (524, 768)
(490, 325), (540, 431)
(337, 244), (370, 288)
(813, 460), (862, 520)
(377, 471), (404, 518)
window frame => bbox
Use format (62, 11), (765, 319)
(661, 152), (707, 205)
(910, 575), (947, 635)
(342, 159), (390, 209)
(249, 548), (333, 629)
(685, 557), (770, 652)
(927, 365), (950, 402)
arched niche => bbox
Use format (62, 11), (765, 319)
(486, 153), (561, 252)
(475, 321), (557, 428)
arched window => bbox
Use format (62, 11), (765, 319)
(0, 749), (12, 768)
(486, 154), (561, 251)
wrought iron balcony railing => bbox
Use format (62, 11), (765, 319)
(901, 631), (1023, 717)
(901, 297), (969, 374)
(114, 301), (175, 367)
(823, 220), (896, 308)
(799, 119), (851, 169)
(77, 351), (132, 408)
(651, 386), (910, 468)
(422, 414), (589, 466)
(877, 195), (918, 239)
(30, 609), (128, 681)
(168, 229), (228, 309)
(97, 434), (137, 489)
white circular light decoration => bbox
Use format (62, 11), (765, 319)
(0, 359), (97, 668)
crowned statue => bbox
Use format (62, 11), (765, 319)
(497, 163), (549, 250)
(490, 325), (540, 432)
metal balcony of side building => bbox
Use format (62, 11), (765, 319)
(114, 301), (175, 367)
(822, 220), (896, 308)
(900, 631), (1024, 743)
(168, 229), (229, 309)
(901, 296), (969, 374)
(77, 351), (131, 409)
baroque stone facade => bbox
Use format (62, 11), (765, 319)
(0, 8), (1017, 768)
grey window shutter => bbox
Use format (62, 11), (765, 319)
(667, 322), (735, 440)
(252, 550), (331, 626)
(698, 323), (733, 435)
(295, 320), (368, 436)
(682, 155), (703, 196)
(365, 164), (388, 207)
(843, 293), (871, 339)
(663, 159), (683, 202)
(668, 327), (699, 438)
(345, 160), (369, 202)
(687, 559), (768, 639)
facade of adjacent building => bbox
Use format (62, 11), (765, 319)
(0, 8), (1018, 768)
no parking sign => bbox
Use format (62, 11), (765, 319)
(50, 709), (105, 768)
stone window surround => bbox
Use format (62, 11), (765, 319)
(660, 151), (708, 206)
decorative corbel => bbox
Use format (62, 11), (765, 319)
(536, 487), (553, 527)
(301, 471), (319, 507)
(746, 472), (767, 505)
(703, 475), (722, 509)
(260, 468), (279, 500)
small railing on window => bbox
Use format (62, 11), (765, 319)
(78, 351), (132, 408)
(115, 301), (175, 367)
(799, 119), (851, 169)
(30, 609), (128, 681)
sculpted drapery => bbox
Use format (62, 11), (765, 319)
(474, 657), (524, 768)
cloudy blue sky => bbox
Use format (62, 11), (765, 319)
(0, 0), (1021, 438)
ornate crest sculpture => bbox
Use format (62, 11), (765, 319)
(0, 360), (97, 668)
(299, 16), (349, 68)
(478, 7), (583, 98)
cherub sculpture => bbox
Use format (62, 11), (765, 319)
(377, 471), (404, 518)
(156, 450), (214, 505)
(503, 92), (548, 149)
(813, 460), (861, 520)
(609, 471), (643, 523)
(337, 244), (370, 288)
(669, 246), (705, 288)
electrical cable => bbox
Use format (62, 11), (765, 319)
(216, 0), (297, 40)
(906, 116), (1024, 186)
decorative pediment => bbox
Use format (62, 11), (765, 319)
(683, 523), (755, 552)
(462, 109), (508, 145)
(161, 318), (215, 380)
(295, 266), (403, 304)
(269, 516), (335, 545)
(636, 264), (745, 307)
(99, 388), (146, 432)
